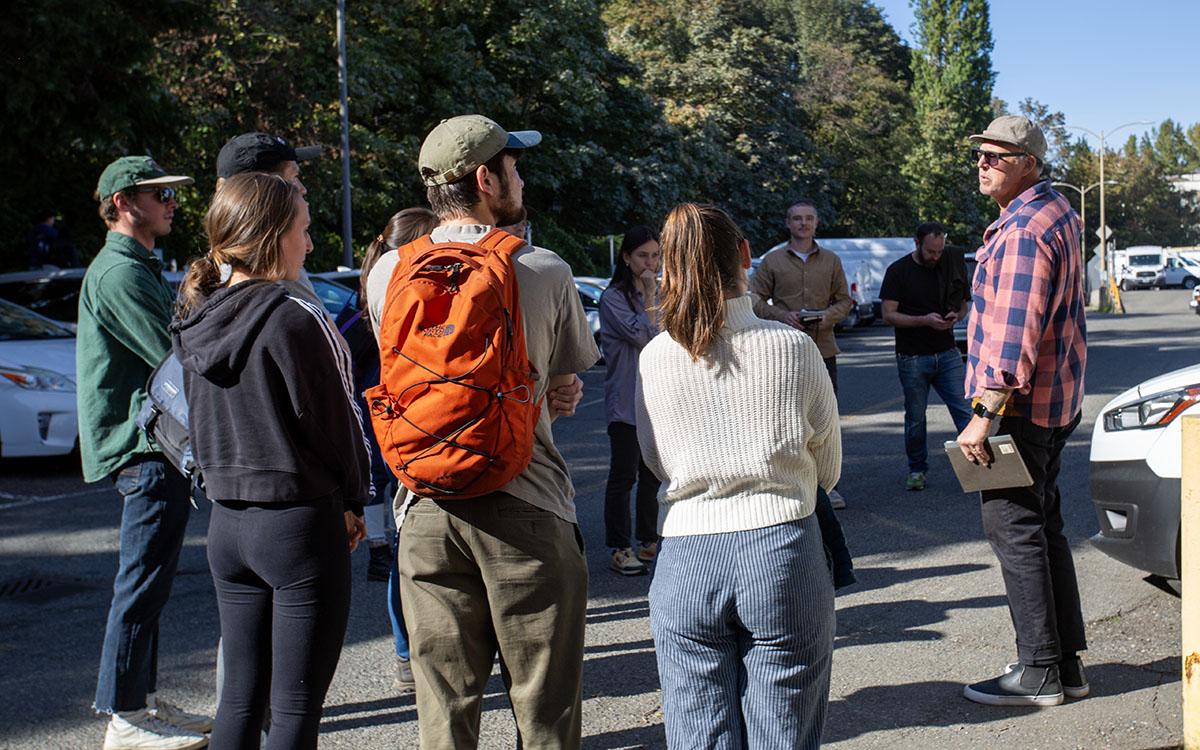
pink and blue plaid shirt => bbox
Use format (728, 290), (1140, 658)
(966, 180), (1087, 428)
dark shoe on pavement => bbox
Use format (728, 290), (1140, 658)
(148, 696), (213, 734)
(394, 656), (416, 694)
(1007, 657), (1089, 699)
(367, 543), (391, 582)
(828, 489), (846, 510)
(905, 471), (926, 491)
(963, 663), (1063, 707)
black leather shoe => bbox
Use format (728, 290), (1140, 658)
(1006, 657), (1089, 699)
(367, 543), (392, 582)
(964, 663), (1064, 706)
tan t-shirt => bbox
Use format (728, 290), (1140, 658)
(366, 224), (599, 524)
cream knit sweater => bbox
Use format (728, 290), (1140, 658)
(635, 295), (842, 537)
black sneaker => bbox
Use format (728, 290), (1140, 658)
(1006, 657), (1089, 699)
(367, 543), (392, 582)
(963, 663), (1063, 707)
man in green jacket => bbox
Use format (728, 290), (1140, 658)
(78, 156), (211, 750)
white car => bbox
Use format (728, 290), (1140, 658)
(0, 298), (78, 457)
(1089, 362), (1200, 581)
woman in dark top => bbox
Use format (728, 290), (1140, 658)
(599, 225), (663, 576)
(174, 173), (369, 749)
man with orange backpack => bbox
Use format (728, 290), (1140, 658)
(365, 114), (599, 748)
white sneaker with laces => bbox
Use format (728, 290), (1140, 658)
(103, 709), (208, 750)
(148, 694), (213, 734)
(610, 547), (648, 576)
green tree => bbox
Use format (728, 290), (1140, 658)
(902, 0), (995, 245)
(790, 0), (917, 236)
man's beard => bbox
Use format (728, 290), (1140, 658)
(492, 184), (526, 228)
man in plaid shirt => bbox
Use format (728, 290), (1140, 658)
(956, 116), (1088, 708)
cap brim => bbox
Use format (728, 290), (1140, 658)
(506, 130), (542, 150)
(294, 145), (324, 162)
(135, 175), (196, 188)
(968, 131), (1018, 147)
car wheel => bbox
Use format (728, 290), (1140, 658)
(1185, 277), (1198, 290)
(1119, 279), (1129, 291)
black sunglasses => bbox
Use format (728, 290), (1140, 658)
(970, 148), (1027, 167)
(138, 186), (178, 204)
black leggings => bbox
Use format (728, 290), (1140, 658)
(604, 421), (661, 549)
(207, 498), (351, 750)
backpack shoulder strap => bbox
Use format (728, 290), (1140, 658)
(475, 228), (528, 257)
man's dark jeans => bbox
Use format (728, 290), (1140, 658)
(94, 455), (192, 713)
(897, 349), (973, 473)
(980, 412), (1086, 667)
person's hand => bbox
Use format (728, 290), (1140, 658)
(638, 268), (658, 298)
(956, 415), (999, 466)
(923, 312), (954, 330)
(942, 311), (960, 325)
(344, 511), (366, 552)
(548, 375), (584, 417)
(817, 315), (834, 332)
(782, 310), (807, 329)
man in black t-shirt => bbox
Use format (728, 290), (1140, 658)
(880, 221), (974, 491)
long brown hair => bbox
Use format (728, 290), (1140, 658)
(359, 207), (438, 306)
(177, 172), (301, 316)
(658, 203), (745, 361)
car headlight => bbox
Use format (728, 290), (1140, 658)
(1103, 384), (1200, 431)
(0, 366), (75, 392)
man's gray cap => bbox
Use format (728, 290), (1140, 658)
(969, 115), (1047, 162)
(418, 115), (541, 187)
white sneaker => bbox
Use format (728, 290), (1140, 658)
(148, 695), (213, 734)
(828, 489), (846, 510)
(103, 710), (208, 750)
(610, 547), (648, 576)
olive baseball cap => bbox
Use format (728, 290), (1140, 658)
(969, 115), (1047, 162)
(216, 132), (324, 178)
(96, 156), (194, 201)
(418, 115), (541, 187)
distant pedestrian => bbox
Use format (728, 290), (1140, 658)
(26, 209), (57, 269)
(957, 115), (1089, 707)
(880, 221), (973, 491)
(79, 156), (211, 750)
(600, 225), (663, 576)
(174, 172), (370, 746)
(749, 199), (852, 508)
(351, 206), (438, 696)
(365, 114), (598, 748)
(638, 203), (840, 749)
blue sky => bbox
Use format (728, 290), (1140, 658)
(870, 0), (1199, 147)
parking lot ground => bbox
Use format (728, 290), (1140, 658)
(0, 288), (1193, 749)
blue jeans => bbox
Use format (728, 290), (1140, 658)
(94, 455), (192, 713)
(387, 529), (410, 659)
(896, 349), (973, 473)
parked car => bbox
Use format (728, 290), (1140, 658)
(0, 268), (86, 327)
(1156, 255), (1200, 290)
(1114, 246), (1165, 291)
(308, 276), (357, 317)
(575, 279), (603, 354)
(1089, 362), (1200, 583)
(0, 298), (78, 458)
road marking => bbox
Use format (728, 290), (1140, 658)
(0, 488), (110, 511)
(579, 396), (605, 409)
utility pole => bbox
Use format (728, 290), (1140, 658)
(336, 0), (354, 268)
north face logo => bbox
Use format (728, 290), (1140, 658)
(420, 323), (455, 338)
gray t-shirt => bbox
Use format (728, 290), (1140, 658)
(367, 223), (599, 524)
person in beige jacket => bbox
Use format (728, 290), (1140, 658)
(749, 198), (852, 507)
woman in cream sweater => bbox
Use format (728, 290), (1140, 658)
(636, 203), (841, 749)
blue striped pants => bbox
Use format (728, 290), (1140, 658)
(649, 514), (835, 749)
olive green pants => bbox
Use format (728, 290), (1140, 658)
(398, 494), (588, 749)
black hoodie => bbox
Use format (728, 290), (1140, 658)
(172, 281), (370, 515)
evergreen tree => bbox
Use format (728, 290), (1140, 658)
(902, 0), (995, 245)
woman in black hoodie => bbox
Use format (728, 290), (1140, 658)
(173, 173), (369, 749)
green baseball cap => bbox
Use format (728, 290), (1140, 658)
(418, 115), (541, 187)
(96, 155), (195, 201)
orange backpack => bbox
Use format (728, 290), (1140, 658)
(365, 228), (539, 499)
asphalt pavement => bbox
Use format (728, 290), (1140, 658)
(0, 288), (1192, 749)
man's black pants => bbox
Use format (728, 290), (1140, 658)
(980, 412), (1086, 667)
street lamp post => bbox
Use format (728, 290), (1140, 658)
(1052, 180), (1118, 299)
(1065, 120), (1153, 312)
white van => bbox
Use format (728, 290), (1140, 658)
(1113, 246), (1165, 291)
